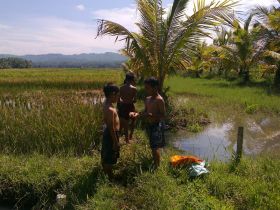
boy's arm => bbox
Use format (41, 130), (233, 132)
(107, 109), (119, 151)
(158, 99), (166, 121)
(133, 87), (137, 103)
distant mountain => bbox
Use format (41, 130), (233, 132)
(0, 52), (127, 68)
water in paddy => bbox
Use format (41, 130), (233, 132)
(169, 115), (280, 161)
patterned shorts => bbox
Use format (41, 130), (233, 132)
(146, 122), (165, 149)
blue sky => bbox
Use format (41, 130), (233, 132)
(0, 0), (278, 55)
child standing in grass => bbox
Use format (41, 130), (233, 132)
(141, 77), (166, 168)
(118, 72), (137, 143)
(102, 83), (120, 179)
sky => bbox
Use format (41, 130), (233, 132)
(0, 0), (278, 55)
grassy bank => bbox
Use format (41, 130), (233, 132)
(1, 131), (279, 210)
(79, 131), (280, 210)
(0, 154), (101, 209)
(78, 150), (280, 209)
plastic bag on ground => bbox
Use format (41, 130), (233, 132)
(189, 161), (209, 177)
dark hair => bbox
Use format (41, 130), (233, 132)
(103, 83), (119, 98)
(125, 72), (136, 83)
(144, 77), (159, 88)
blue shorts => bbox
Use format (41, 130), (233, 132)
(146, 122), (165, 149)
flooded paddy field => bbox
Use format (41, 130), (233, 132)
(169, 106), (280, 161)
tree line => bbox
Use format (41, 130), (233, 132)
(0, 57), (32, 69)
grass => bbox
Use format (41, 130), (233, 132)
(166, 76), (280, 114)
(0, 69), (279, 209)
(77, 135), (280, 210)
(3, 131), (278, 210)
(0, 92), (103, 155)
(0, 154), (101, 209)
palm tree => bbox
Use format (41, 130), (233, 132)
(211, 27), (234, 76)
(218, 15), (267, 82)
(255, 0), (280, 87)
(96, 0), (237, 92)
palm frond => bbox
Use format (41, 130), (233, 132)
(167, 0), (237, 67)
(244, 14), (254, 32)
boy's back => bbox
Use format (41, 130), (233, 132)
(119, 84), (137, 104)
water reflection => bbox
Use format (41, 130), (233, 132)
(170, 115), (280, 161)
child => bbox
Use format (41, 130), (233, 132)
(117, 72), (137, 143)
(141, 77), (166, 168)
(102, 83), (120, 179)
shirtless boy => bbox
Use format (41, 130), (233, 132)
(102, 83), (120, 179)
(118, 72), (137, 143)
(142, 77), (166, 168)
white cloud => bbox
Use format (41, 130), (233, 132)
(92, 5), (138, 32)
(76, 4), (85, 11)
(0, 23), (11, 29)
(0, 17), (123, 55)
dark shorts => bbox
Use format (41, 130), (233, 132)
(117, 102), (135, 120)
(146, 122), (165, 149)
(101, 128), (120, 165)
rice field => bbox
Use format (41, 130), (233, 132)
(0, 68), (279, 209)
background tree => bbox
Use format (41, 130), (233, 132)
(217, 15), (267, 82)
(97, 0), (237, 92)
(255, 0), (280, 88)
(0, 57), (32, 69)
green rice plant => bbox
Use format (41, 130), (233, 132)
(0, 93), (103, 155)
(0, 68), (122, 92)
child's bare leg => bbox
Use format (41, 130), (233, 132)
(121, 118), (129, 143)
(152, 149), (160, 168)
(119, 118), (124, 136)
(129, 119), (135, 140)
(102, 163), (113, 180)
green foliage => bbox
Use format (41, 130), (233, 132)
(188, 123), (203, 133)
(245, 103), (259, 114)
